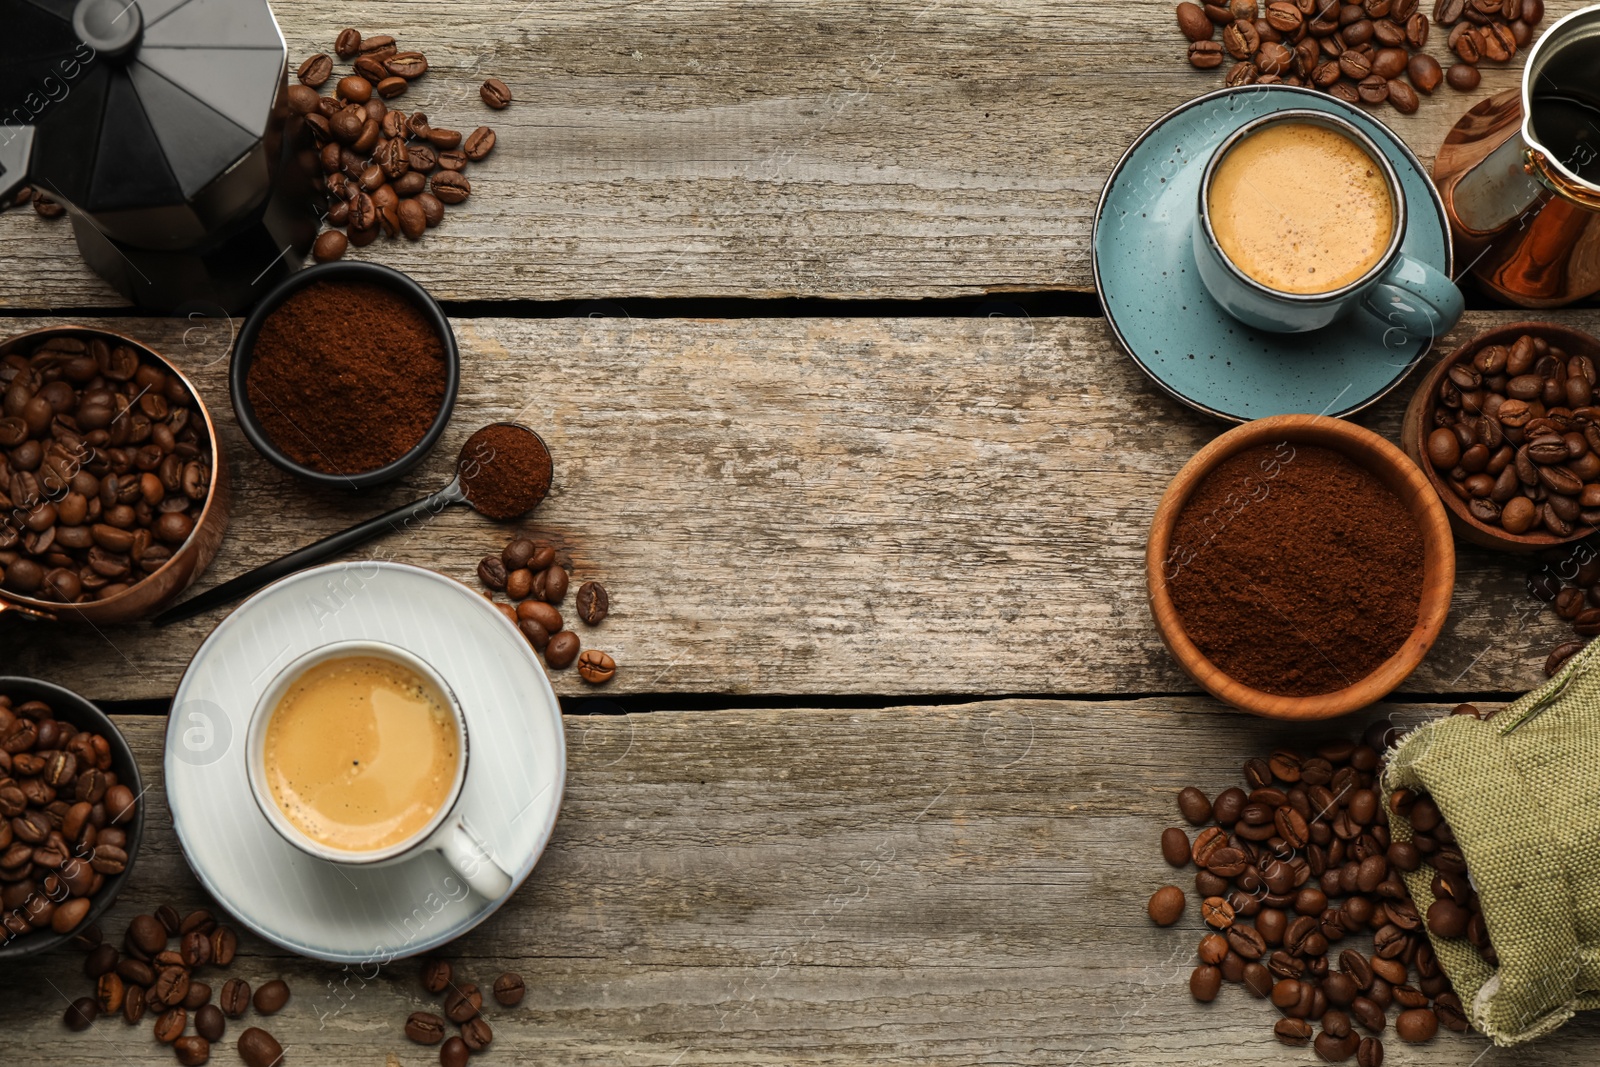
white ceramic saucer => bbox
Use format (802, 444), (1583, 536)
(164, 562), (565, 964)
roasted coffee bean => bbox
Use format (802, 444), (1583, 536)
(1395, 1008), (1438, 1042)
(237, 1027), (284, 1067)
(407, 1011), (447, 1044)
(1176, 786), (1212, 824)
(1148, 885), (1186, 926)
(575, 580), (610, 625)
(151, 966), (190, 1009)
(464, 127), (496, 161)
(1190, 964), (1223, 1002)
(253, 979), (290, 1015)
(1227, 924), (1267, 959)
(181, 928), (211, 967)
(578, 649), (617, 684)
(194, 1002), (225, 1042)
(129, 913), (166, 955)
(478, 555), (509, 590)
(440, 1036), (470, 1067)
(210, 924), (237, 966)
(65, 996), (98, 1030)
(430, 170), (471, 205)
(444, 982), (483, 1023)
(460, 1016), (493, 1051)
(153, 1006), (186, 1043)
(335, 27), (361, 57)
(1201, 896), (1235, 929)
(219, 979), (250, 1018)
(480, 77), (513, 107)
(546, 630), (581, 669)
(1276, 1017), (1314, 1046)
(172, 1035), (210, 1066)
(298, 53), (333, 86)
(1161, 827), (1192, 866)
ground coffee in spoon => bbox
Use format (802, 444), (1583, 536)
(1165, 442), (1423, 696)
(459, 424), (552, 520)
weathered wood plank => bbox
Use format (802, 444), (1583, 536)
(5, 310), (1592, 701)
(0, 0), (1569, 307)
(2, 702), (1594, 1063)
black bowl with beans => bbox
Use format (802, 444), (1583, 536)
(1401, 322), (1600, 553)
(0, 677), (145, 961)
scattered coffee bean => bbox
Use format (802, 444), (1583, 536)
(492, 971), (525, 1006)
(460, 1016), (493, 1051)
(64, 997), (98, 1030)
(195, 1003), (225, 1042)
(1148, 885), (1186, 926)
(1161, 827), (1193, 866)
(480, 77), (512, 108)
(237, 1026), (284, 1067)
(575, 580), (610, 624)
(545, 630), (581, 670)
(1154, 731), (1473, 1053)
(153, 1006), (186, 1043)
(440, 1035), (469, 1067)
(444, 982), (483, 1023)
(577, 649), (617, 684)
(1171, 0), (1541, 104)
(406, 1011), (447, 1044)
(174, 1035), (210, 1065)
(253, 979), (290, 1015)
(219, 978), (251, 1018)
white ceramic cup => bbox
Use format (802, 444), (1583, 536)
(245, 640), (513, 900)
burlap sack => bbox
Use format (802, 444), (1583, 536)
(1383, 640), (1600, 1046)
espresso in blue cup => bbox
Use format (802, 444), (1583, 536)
(1192, 109), (1463, 342)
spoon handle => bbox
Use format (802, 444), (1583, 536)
(153, 484), (465, 626)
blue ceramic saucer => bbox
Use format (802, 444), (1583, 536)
(1093, 85), (1454, 423)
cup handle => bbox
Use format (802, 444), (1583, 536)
(438, 817), (513, 900)
(1361, 253), (1464, 349)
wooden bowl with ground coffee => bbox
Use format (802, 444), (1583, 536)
(1146, 414), (1455, 720)
(230, 262), (460, 489)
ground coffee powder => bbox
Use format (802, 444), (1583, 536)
(459, 423), (553, 520)
(246, 279), (446, 474)
(1166, 442), (1423, 696)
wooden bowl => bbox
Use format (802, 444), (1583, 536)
(1400, 321), (1600, 553)
(1147, 414), (1455, 720)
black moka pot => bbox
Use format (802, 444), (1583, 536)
(0, 0), (320, 312)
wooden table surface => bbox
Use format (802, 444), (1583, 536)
(5, 1), (1600, 1064)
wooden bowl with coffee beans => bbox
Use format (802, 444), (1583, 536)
(0, 677), (146, 960)
(1400, 322), (1600, 553)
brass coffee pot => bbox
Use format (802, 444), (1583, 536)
(1434, 4), (1600, 307)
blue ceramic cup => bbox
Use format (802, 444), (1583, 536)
(1192, 109), (1463, 342)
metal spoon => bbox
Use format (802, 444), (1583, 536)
(153, 423), (551, 626)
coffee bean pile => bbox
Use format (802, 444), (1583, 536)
(0, 333), (215, 603)
(402, 957), (524, 1066)
(286, 28), (507, 263)
(66, 904), (291, 1066)
(1523, 539), (1600, 675)
(1176, 0), (1546, 112)
(1148, 721), (1488, 1063)
(1, 186), (66, 219)
(1425, 333), (1600, 538)
(0, 696), (137, 944)
(479, 537), (615, 682)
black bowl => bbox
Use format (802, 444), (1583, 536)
(0, 677), (146, 961)
(229, 262), (461, 490)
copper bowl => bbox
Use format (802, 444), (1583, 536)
(1400, 322), (1600, 553)
(0, 326), (231, 625)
